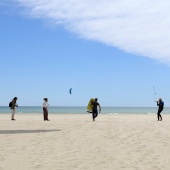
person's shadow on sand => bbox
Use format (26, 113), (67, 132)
(0, 129), (60, 134)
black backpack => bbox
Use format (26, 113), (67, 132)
(9, 101), (12, 107)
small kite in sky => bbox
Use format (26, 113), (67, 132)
(69, 88), (72, 94)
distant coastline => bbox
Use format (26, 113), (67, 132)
(0, 106), (170, 114)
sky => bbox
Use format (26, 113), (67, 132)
(0, 0), (170, 107)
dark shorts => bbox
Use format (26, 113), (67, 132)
(93, 109), (98, 114)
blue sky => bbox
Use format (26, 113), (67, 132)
(0, 1), (170, 107)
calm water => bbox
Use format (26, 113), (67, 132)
(0, 106), (170, 114)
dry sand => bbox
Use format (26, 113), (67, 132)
(0, 113), (170, 170)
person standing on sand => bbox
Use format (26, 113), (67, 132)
(92, 98), (101, 121)
(43, 98), (50, 121)
(10, 97), (18, 120)
(156, 98), (164, 121)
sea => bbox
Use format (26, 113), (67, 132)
(0, 106), (170, 114)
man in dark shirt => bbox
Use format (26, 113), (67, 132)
(157, 98), (164, 121)
(92, 98), (101, 121)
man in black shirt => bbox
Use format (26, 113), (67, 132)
(156, 98), (164, 121)
(92, 98), (101, 121)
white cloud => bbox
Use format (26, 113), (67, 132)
(13, 0), (170, 63)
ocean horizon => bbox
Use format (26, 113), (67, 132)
(0, 106), (170, 114)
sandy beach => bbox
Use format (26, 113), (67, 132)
(0, 113), (170, 170)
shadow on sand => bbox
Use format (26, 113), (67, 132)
(0, 129), (61, 134)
